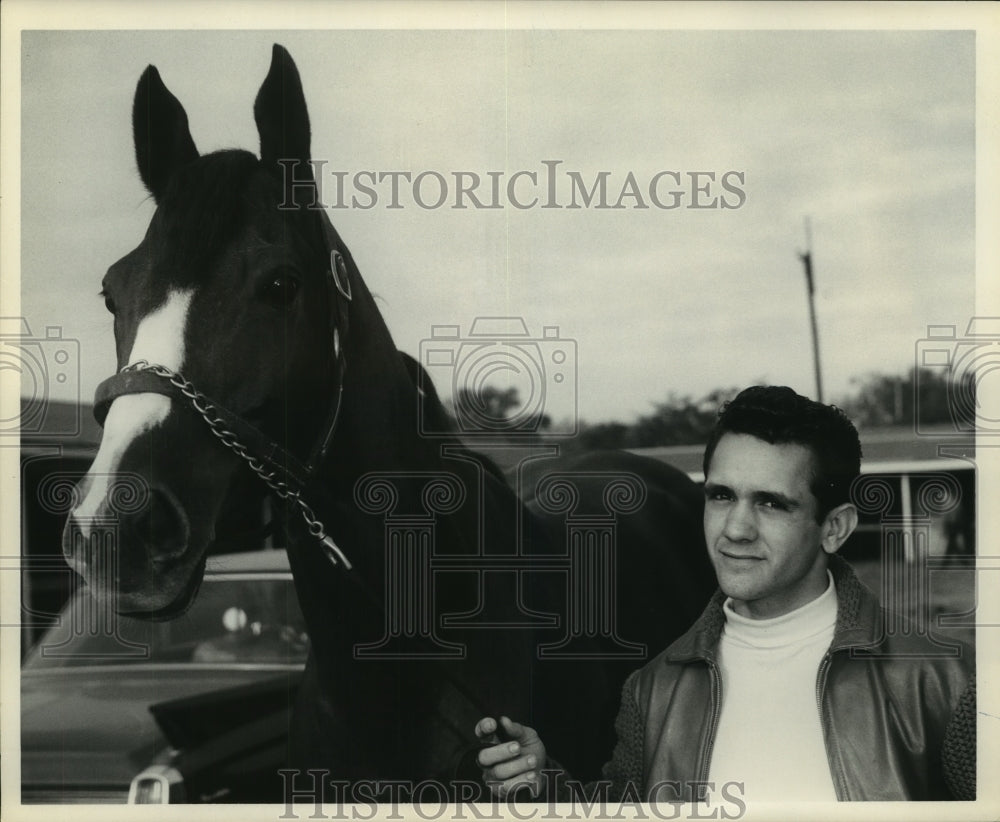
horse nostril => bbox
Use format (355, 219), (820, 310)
(131, 488), (190, 561)
(62, 516), (94, 577)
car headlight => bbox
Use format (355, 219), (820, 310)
(127, 764), (185, 804)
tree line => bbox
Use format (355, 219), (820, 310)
(448, 366), (975, 450)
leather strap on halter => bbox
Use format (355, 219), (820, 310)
(306, 208), (352, 470)
(94, 368), (186, 423)
(93, 367), (316, 495)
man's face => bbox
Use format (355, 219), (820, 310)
(703, 432), (831, 619)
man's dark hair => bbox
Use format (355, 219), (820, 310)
(702, 385), (862, 521)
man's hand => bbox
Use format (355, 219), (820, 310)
(474, 716), (547, 798)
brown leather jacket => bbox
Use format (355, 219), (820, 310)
(574, 555), (976, 802)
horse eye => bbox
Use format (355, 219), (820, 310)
(101, 291), (117, 315)
(259, 270), (301, 308)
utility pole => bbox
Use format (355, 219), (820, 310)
(798, 218), (824, 403)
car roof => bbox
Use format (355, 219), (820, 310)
(630, 436), (974, 482)
(205, 549), (291, 575)
(678, 457), (973, 485)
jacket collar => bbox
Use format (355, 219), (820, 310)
(662, 554), (882, 664)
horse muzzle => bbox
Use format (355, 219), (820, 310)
(61, 479), (198, 608)
(59, 391), (229, 613)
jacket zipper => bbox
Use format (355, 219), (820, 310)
(698, 659), (723, 784)
(815, 651), (846, 800)
(696, 650), (841, 794)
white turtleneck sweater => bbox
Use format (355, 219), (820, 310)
(707, 572), (838, 802)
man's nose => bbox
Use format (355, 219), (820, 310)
(722, 502), (756, 542)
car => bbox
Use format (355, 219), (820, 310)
(20, 549), (308, 804)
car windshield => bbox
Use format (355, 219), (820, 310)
(23, 575), (309, 669)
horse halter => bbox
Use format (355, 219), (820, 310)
(92, 211), (355, 570)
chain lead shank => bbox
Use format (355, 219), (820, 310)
(118, 360), (352, 570)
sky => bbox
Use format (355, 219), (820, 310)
(12, 16), (988, 428)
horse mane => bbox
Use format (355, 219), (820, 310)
(396, 351), (511, 486)
(398, 350), (450, 430)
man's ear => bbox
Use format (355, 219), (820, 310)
(820, 503), (859, 555)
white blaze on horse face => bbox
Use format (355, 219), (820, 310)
(73, 289), (195, 528)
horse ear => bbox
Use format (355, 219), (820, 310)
(254, 45), (314, 203)
(133, 66), (199, 202)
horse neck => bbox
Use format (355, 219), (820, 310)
(283, 267), (544, 782)
(327, 274), (429, 479)
(312, 269), (529, 564)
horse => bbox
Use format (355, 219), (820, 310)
(61, 44), (716, 799)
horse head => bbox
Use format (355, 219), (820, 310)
(62, 46), (391, 616)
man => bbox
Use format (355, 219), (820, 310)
(476, 386), (975, 802)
